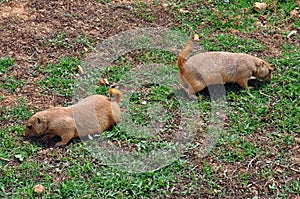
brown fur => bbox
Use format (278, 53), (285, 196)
(25, 88), (122, 146)
(177, 40), (274, 97)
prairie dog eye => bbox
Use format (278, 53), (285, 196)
(27, 125), (33, 130)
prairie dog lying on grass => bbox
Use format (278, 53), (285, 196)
(177, 40), (274, 97)
(25, 88), (122, 146)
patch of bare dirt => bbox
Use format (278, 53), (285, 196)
(0, 0), (171, 67)
(0, 0), (172, 110)
(0, 0), (34, 20)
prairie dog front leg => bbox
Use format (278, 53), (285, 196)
(55, 131), (76, 147)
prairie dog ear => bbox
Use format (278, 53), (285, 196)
(255, 61), (264, 68)
(34, 115), (49, 135)
(36, 117), (46, 125)
(36, 115), (47, 124)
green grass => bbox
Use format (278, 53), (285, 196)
(0, 99), (32, 125)
(200, 34), (265, 52)
(0, 57), (14, 73)
(172, 0), (299, 33)
(41, 32), (96, 54)
(2, 76), (25, 92)
(1, 0), (300, 198)
(132, 2), (156, 23)
(0, 57), (25, 92)
(36, 57), (81, 97)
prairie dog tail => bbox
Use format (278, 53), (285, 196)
(177, 40), (193, 74)
(109, 88), (122, 103)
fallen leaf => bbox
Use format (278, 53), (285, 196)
(13, 70), (19, 77)
(276, 168), (284, 173)
(99, 78), (110, 86)
(230, 28), (240, 34)
(258, 15), (266, 22)
(162, 3), (168, 8)
(293, 157), (300, 164)
(256, 21), (263, 28)
(77, 65), (84, 75)
(287, 30), (297, 39)
(253, 2), (268, 12)
(37, 149), (49, 155)
(179, 9), (190, 14)
(273, 34), (281, 39)
(33, 184), (45, 193)
(290, 9), (299, 17)
(193, 34), (200, 41)
(0, 157), (11, 162)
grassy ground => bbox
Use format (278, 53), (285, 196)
(0, 0), (299, 198)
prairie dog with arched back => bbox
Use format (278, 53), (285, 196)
(177, 40), (274, 97)
(25, 88), (122, 146)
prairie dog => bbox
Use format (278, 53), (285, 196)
(25, 88), (122, 146)
(177, 40), (274, 96)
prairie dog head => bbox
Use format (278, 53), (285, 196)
(254, 61), (274, 81)
(25, 113), (49, 137)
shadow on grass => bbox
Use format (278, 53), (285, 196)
(195, 79), (271, 100)
(23, 134), (80, 148)
(22, 124), (119, 148)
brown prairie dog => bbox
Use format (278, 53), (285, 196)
(177, 40), (274, 97)
(25, 88), (122, 146)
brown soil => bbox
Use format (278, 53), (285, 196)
(0, 0), (171, 109)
